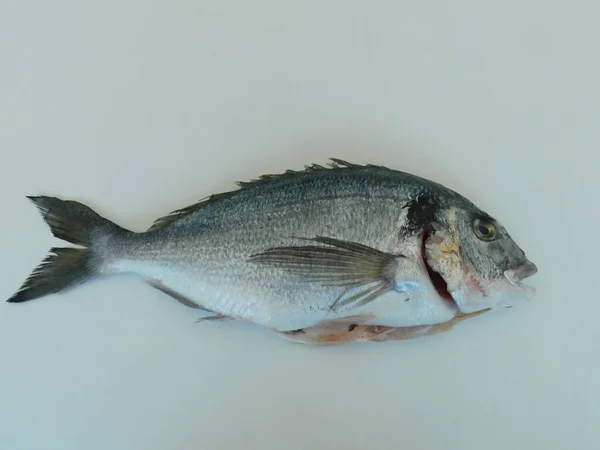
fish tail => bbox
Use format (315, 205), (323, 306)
(7, 196), (128, 303)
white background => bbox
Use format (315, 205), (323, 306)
(0, 1), (597, 449)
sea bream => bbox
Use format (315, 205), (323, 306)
(7, 159), (538, 344)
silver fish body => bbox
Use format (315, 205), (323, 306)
(7, 159), (538, 343)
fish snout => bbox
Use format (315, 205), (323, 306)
(504, 261), (538, 285)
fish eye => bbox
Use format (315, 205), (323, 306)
(473, 218), (497, 241)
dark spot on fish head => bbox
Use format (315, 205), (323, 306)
(400, 193), (437, 236)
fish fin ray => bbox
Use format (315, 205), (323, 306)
(7, 247), (97, 303)
(328, 158), (357, 168)
(331, 281), (392, 311)
(147, 192), (235, 231)
(248, 236), (400, 310)
(26, 195), (126, 246)
(8, 196), (126, 303)
(147, 159), (372, 231)
(146, 280), (214, 312)
(195, 314), (232, 323)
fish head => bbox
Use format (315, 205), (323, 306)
(423, 207), (538, 314)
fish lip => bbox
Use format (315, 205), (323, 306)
(504, 261), (538, 285)
(452, 262), (537, 313)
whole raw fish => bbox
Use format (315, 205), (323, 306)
(7, 159), (538, 344)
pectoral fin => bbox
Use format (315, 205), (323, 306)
(248, 236), (403, 310)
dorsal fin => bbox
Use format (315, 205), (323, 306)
(147, 158), (364, 231)
(233, 158), (357, 188)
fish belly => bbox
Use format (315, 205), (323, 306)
(111, 256), (458, 331)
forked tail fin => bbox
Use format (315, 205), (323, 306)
(7, 196), (127, 303)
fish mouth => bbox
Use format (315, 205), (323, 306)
(504, 261), (538, 286)
(500, 262), (537, 299)
(421, 229), (454, 303)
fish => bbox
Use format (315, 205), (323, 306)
(6, 158), (538, 344)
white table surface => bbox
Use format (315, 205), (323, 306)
(0, 1), (597, 449)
